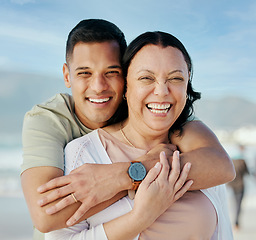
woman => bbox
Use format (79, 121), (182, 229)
(46, 31), (233, 239)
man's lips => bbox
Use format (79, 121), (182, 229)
(87, 97), (111, 103)
(146, 103), (172, 114)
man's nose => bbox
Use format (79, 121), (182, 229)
(90, 74), (108, 92)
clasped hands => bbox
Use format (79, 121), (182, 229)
(37, 143), (191, 226)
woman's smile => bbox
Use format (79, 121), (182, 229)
(146, 103), (172, 115)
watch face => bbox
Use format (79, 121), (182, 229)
(128, 162), (147, 181)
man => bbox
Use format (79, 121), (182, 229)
(21, 19), (235, 240)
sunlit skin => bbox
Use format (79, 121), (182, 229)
(122, 44), (189, 150)
(63, 41), (124, 129)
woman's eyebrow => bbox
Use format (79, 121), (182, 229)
(137, 69), (154, 74)
(168, 70), (183, 75)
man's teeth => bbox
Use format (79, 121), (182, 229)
(89, 98), (110, 103)
(147, 103), (171, 113)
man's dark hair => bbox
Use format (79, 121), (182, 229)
(66, 19), (127, 64)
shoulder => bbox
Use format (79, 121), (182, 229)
(171, 119), (221, 152)
(25, 93), (73, 117)
(23, 93), (74, 130)
(22, 93), (77, 142)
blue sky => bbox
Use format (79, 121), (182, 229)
(1, 0), (256, 102)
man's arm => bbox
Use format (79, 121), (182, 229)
(21, 166), (128, 232)
(21, 107), (132, 233)
(171, 120), (236, 189)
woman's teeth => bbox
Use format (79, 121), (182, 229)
(147, 103), (171, 113)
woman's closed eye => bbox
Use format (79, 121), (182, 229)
(138, 76), (155, 83)
(167, 77), (184, 82)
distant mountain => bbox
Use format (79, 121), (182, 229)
(1, 71), (68, 135)
(194, 96), (256, 131)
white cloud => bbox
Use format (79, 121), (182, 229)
(0, 23), (64, 46)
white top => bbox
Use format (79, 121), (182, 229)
(46, 129), (233, 240)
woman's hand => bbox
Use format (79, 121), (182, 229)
(132, 150), (193, 228)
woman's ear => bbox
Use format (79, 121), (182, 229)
(63, 63), (71, 88)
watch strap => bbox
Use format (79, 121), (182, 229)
(128, 190), (136, 200)
(131, 180), (140, 190)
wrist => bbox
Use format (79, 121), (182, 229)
(115, 162), (133, 191)
(130, 208), (154, 231)
(143, 158), (158, 172)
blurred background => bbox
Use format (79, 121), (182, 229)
(0, 0), (255, 239)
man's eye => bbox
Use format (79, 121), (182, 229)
(78, 72), (91, 76)
(106, 71), (120, 77)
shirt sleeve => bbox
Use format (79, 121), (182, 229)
(21, 108), (71, 173)
(45, 221), (108, 240)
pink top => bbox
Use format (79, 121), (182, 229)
(99, 129), (217, 240)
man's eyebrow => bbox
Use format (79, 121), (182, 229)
(75, 67), (90, 71)
(75, 65), (121, 71)
(108, 65), (122, 69)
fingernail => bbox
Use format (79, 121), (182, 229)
(155, 162), (161, 169)
(46, 207), (54, 215)
(67, 219), (75, 226)
(161, 151), (166, 157)
(37, 186), (42, 192)
(187, 162), (191, 170)
(176, 151), (179, 157)
(189, 180), (193, 187)
(37, 199), (44, 206)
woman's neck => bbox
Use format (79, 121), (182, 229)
(118, 119), (170, 151)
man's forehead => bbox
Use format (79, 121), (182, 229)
(68, 41), (121, 67)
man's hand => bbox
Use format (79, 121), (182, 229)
(142, 143), (177, 170)
(37, 162), (130, 225)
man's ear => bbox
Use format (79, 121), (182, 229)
(63, 63), (71, 88)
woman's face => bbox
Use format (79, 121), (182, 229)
(126, 44), (189, 133)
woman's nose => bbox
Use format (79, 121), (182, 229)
(153, 81), (169, 96)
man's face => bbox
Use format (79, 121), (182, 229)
(63, 41), (124, 129)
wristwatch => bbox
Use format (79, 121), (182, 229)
(128, 161), (147, 191)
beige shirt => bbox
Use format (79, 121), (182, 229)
(21, 93), (92, 173)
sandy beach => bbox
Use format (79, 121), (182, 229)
(229, 193), (256, 240)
